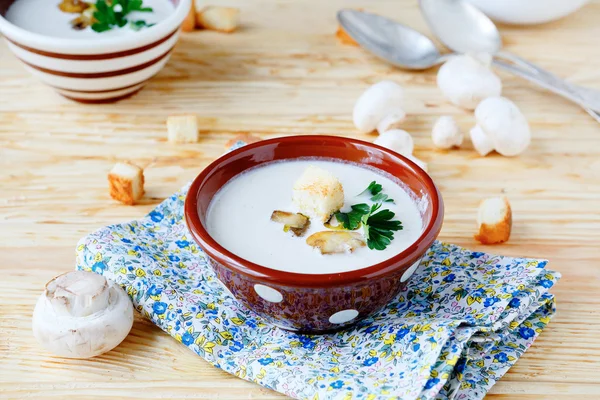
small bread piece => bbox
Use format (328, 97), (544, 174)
(196, 6), (240, 33)
(335, 25), (358, 46)
(292, 166), (344, 222)
(474, 197), (512, 244)
(224, 133), (262, 150)
(108, 162), (145, 205)
(167, 115), (198, 143)
(306, 231), (365, 254)
(181, 0), (196, 32)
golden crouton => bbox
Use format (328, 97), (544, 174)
(167, 115), (198, 144)
(108, 162), (145, 205)
(292, 166), (344, 222)
(181, 0), (196, 32)
(474, 197), (512, 244)
(196, 6), (240, 33)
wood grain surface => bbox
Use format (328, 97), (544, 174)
(1, 0), (600, 398)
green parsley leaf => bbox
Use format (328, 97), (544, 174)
(335, 200), (403, 251)
(364, 209), (403, 250)
(359, 181), (382, 196)
(359, 180), (394, 204)
(335, 203), (370, 230)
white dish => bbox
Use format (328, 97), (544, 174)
(206, 159), (424, 275)
(0, 0), (191, 102)
(466, 0), (589, 25)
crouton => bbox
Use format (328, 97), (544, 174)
(474, 197), (512, 244)
(224, 133), (262, 150)
(167, 115), (198, 143)
(292, 166), (344, 222)
(108, 162), (145, 205)
(196, 6), (239, 33)
(336, 25), (358, 46)
(181, 0), (196, 32)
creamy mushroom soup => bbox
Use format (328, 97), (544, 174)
(205, 159), (424, 274)
(5, 0), (174, 38)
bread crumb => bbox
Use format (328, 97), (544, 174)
(167, 115), (199, 143)
(336, 25), (358, 46)
(108, 162), (145, 205)
(474, 197), (512, 244)
(225, 133), (262, 150)
(196, 6), (240, 33)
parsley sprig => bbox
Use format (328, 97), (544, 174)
(359, 180), (394, 203)
(92, 0), (154, 33)
(335, 202), (403, 251)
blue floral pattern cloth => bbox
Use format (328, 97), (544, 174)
(75, 146), (559, 400)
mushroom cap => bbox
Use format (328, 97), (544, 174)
(432, 116), (463, 149)
(353, 81), (404, 133)
(474, 96), (531, 156)
(32, 271), (134, 359)
(374, 129), (414, 157)
(437, 54), (502, 110)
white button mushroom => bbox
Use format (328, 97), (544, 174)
(374, 129), (414, 157)
(353, 81), (406, 134)
(431, 116), (463, 149)
(374, 129), (428, 172)
(470, 96), (531, 157)
(437, 54), (502, 110)
(32, 270), (134, 359)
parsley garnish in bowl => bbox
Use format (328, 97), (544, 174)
(92, 0), (154, 32)
(334, 182), (403, 251)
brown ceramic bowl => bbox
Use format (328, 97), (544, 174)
(185, 135), (443, 333)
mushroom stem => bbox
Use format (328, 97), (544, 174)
(376, 111), (407, 134)
(469, 125), (495, 156)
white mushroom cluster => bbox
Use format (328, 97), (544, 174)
(435, 53), (531, 157)
(353, 81), (427, 171)
(32, 270), (134, 359)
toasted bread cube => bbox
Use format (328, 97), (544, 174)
(196, 6), (239, 33)
(474, 197), (512, 244)
(335, 25), (358, 46)
(292, 166), (344, 222)
(225, 133), (262, 150)
(181, 0), (196, 32)
(167, 115), (198, 143)
(108, 162), (145, 205)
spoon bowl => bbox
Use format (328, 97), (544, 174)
(337, 9), (445, 70)
(419, 0), (501, 54)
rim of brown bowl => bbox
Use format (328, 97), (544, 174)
(184, 135), (444, 288)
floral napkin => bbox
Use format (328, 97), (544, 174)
(76, 144), (559, 400)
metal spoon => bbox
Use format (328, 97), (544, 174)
(337, 9), (600, 122)
(337, 9), (451, 70)
(419, 0), (600, 120)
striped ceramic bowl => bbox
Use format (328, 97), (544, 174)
(0, 0), (191, 103)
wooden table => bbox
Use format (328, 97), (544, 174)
(1, 0), (600, 398)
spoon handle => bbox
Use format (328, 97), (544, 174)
(494, 51), (600, 114)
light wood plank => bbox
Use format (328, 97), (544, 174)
(1, 0), (600, 398)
